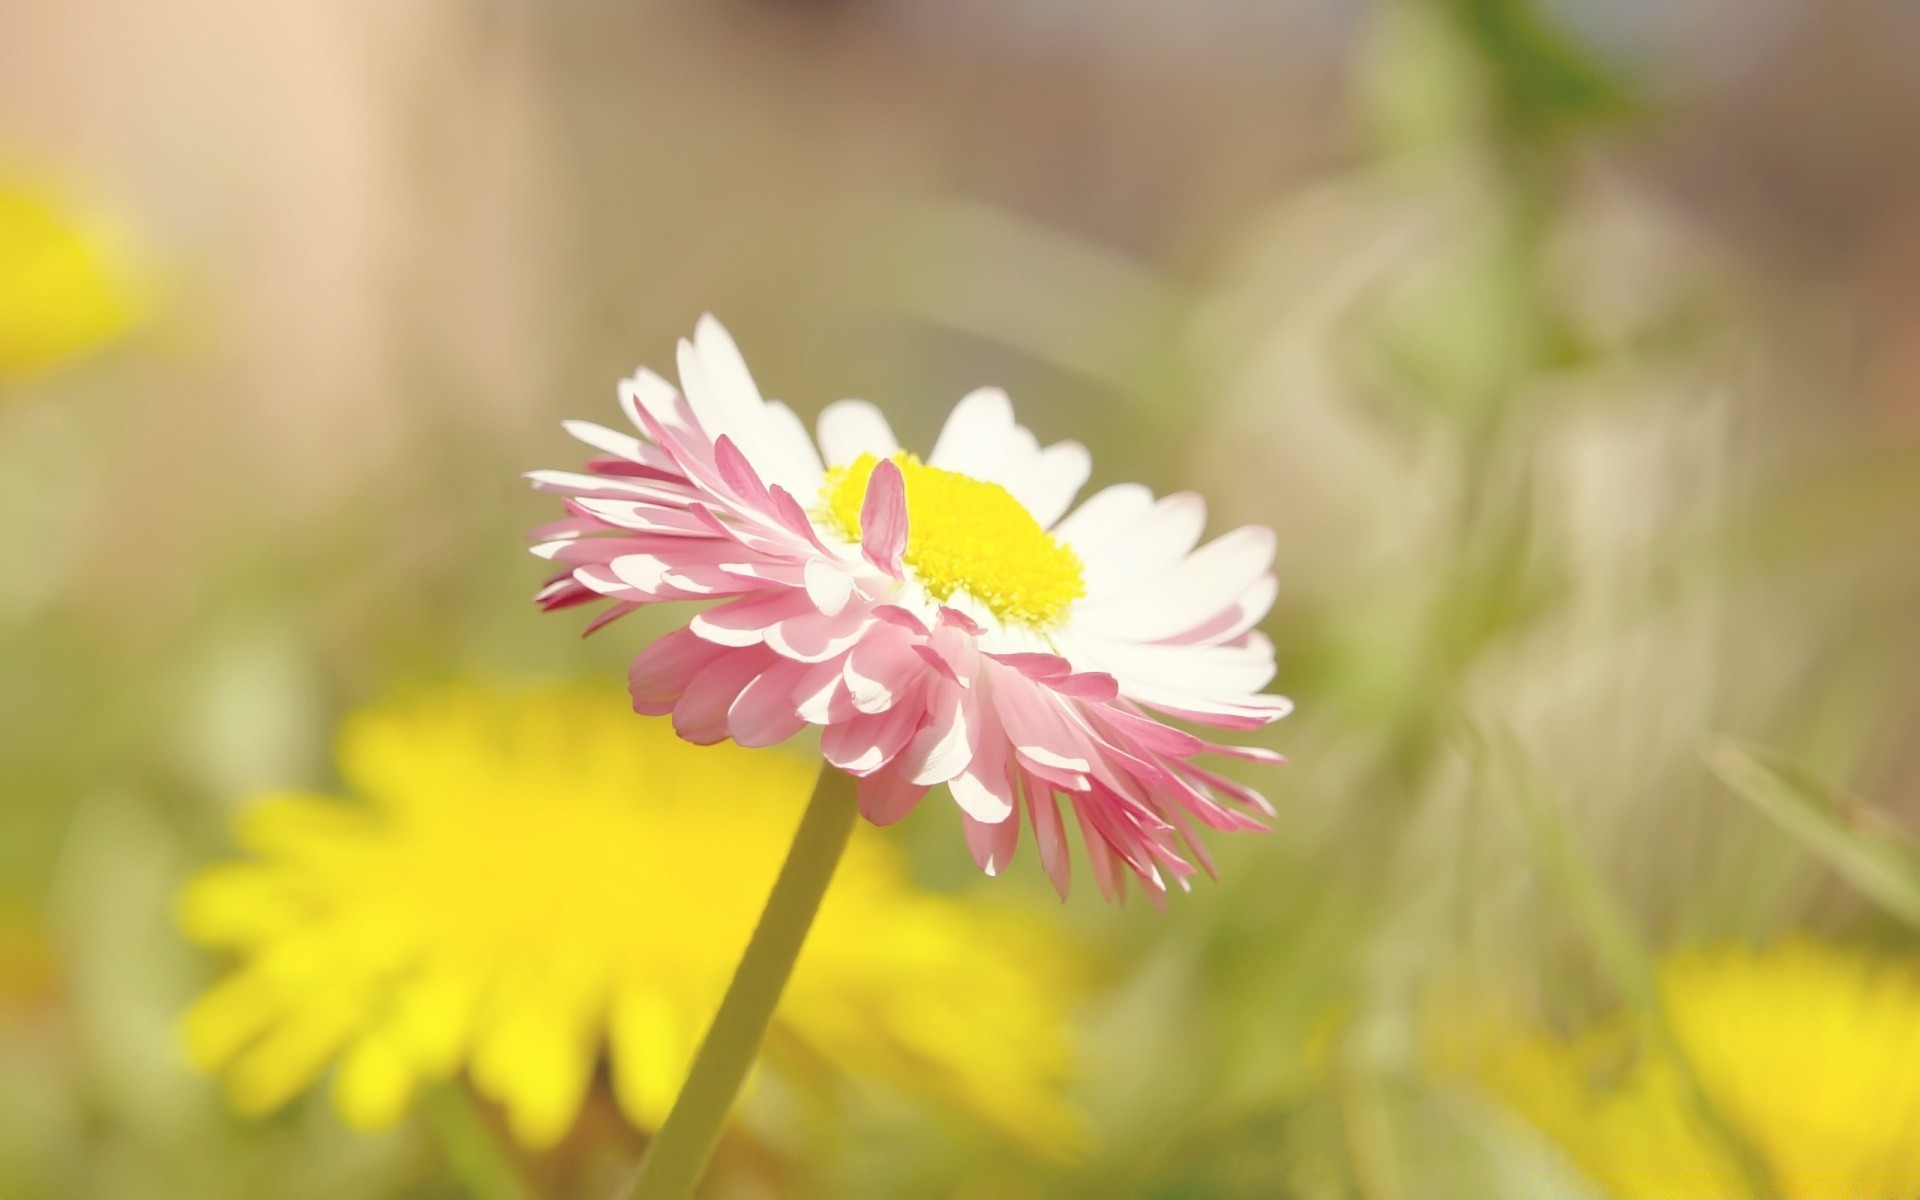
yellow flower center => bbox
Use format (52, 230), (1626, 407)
(821, 452), (1085, 627)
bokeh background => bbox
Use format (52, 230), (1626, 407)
(6, 0), (1920, 1196)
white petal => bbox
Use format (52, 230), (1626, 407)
(693, 315), (767, 432)
(695, 317), (822, 491)
(567, 498), (709, 536)
(562, 419), (649, 463)
(925, 384), (1044, 487)
(1076, 526), (1276, 642)
(679, 329), (746, 439)
(1068, 632), (1276, 696)
(1054, 483), (1154, 552)
(609, 553), (673, 592)
(619, 369), (691, 436)
(903, 687), (973, 786)
(1017, 744), (1091, 775)
(803, 559), (854, 616)
(529, 471), (686, 504)
(990, 423), (1041, 490)
(658, 320), (822, 500)
(949, 769), (1015, 823)
(759, 401), (827, 494)
(1078, 492), (1206, 598)
(1010, 441), (1091, 529)
(928, 387), (1016, 478)
(816, 400), (900, 467)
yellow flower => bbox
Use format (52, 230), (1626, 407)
(179, 682), (1083, 1151)
(0, 178), (141, 378)
(1476, 942), (1920, 1198)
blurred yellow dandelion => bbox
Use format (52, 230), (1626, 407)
(1478, 941), (1920, 1198)
(0, 178), (141, 378)
(178, 682), (1082, 1151)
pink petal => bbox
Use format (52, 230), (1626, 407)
(871, 605), (930, 634)
(935, 606), (984, 636)
(1052, 671), (1119, 702)
(947, 705), (1016, 823)
(985, 651), (1073, 680)
(792, 658), (857, 725)
(585, 457), (685, 484)
(1089, 706), (1205, 759)
(528, 470), (693, 506)
(857, 768), (928, 826)
(564, 499), (712, 538)
(1071, 803), (1123, 902)
(859, 458), (908, 578)
(990, 676), (1093, 783)
(962, 809), (1020, 876)
(689, 590), (813, 648)
(898, 682), (974, 786)
(671, 649), (773, 744)
(1016, 747), (1091, 793)
(583, 601), (640, 636)
(572, 563), (657, 602)
(843, 625), (922, 713)
(1160, 804), (1220, 881)
(1079, 787), (1179, 883)
(1025, 778), (1072, 899)
(923, 623), (977, 688)
(803, 559), (854, 617)
(822, 702), (921, 775)
(765, 606), (873, 664)
(764, 484), (835, 556)
(1177, 762), (1278, 819)
(629, 629), (727, 714)
(727, 659), (812, 748)
(712, 435), (775, 515)
(538, 578), (598, 611)
(910, 643), (962, 687)
(1199, 741), (1288, 766)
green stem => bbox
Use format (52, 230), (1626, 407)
(422, 1086), (537, 1200)
(620, 765), (859, 1200)
(1486, 729), (1782, 1200)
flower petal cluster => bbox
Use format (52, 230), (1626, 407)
(180, 683), (1082, 1149)
(533, 318), (1289, 901)
(1474, 942), (1920, 1197)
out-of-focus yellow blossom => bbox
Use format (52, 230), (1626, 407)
(0, 179), (141, 378)
(1476, 942), (1920, 1198)
(178, 682), (1082, 1151)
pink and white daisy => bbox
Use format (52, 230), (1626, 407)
(530, 317), (1289, 903)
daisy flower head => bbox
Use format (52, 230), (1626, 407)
(531, 317), (1290, 903)
(178, 683), (1083, 1151)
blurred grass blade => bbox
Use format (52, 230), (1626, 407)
(1485, 729), (1781, 1200)
(422, 1086), (537, 1200)
(1707, 740), (1920, 929)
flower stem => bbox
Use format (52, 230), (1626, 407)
(423, 1086), (537, 1200)
(620, 764), (859, 1200)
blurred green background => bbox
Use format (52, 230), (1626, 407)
(5, 0), (1920, 1196)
